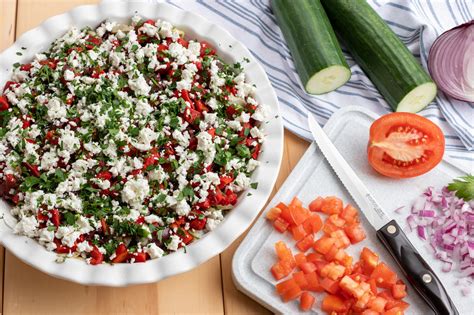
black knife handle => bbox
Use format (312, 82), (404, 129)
(376, 219), (458, 315)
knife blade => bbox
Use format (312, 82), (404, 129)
(307, 114), (458, 315)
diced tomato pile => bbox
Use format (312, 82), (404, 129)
(266, 196), (410, 314)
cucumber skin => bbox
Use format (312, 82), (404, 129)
(320, 0), (435, 111)
(272, 0), (350, 91)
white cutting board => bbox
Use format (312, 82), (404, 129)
(232, 106), (472, 315)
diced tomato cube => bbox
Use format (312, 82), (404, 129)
(23, 162), (40, 177)
(320, 277), (340, 295)
(177, 37), (189, 48)
(289, 196), (303, 208)
(361, 247), (379, 275)
(180, 230), (194, 245)
(277, 202), (292, 224)
(299, 291), (315, 311)
(294, 253), (307, 266)
(302, 214), (323, 234)
(49, 209), (60, 227)
(195, 99), (208, 112)
(313, 236), (336, 254)
(271, 261), (290, 280)
(339, 275), (362, 297)
(328, 214), (346, 227)
(321, 294), (347, 313)
(291, 225), (307, 241)
(324, 246), (340, 261)
(96, 170), (112, 181)
(322, 221), (340, 235)
(100, 218), (109, 235)
(200, 41), (216, 56)
(340, 204), (359, 224)
(391, 284), (407, 300)
(299, 262), (317, 274)
(296, 234), (314, 252)
(339, 253), (353, 268)
(305, 252), (322, 263)
(321, 196), (343, 214)
(112, 244), (129, 263)
(273, 217), (289, 233)
(275, 241), (294, 262)
(89, 246), (103, 265)
(385, 299), (410, 311)
(292, 271), (309, 290)
(371, 262), (398, 288)
(345, 223), (367, 244)
(275, 278), (299, 295)
(368, 296), (388, 312)
(305, 271), (323, 292)
(190, 216), (207, 230)
(133, 252), (147, 263)
(331, 229), (351, 249)
(320, 262), (346, 281)
(290, 205), (310, 226)
(281, 285), (302, 302)
(308, 196), (324, 212)
(369, 278), (378, 295)
(354, 291), (373, 309)
(218, 175), (234, 189)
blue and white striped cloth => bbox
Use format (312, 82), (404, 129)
(109, 0), (474, 166)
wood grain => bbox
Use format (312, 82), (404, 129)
(3, 1), (312, 314)
(220, 130), (309, 315)
(4, 1), (224, 314)
(0, 0), (17, 53)
(0, 1), (18, 314)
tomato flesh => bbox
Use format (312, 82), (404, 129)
(368, 113), (444, 178)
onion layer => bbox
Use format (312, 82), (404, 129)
(428, 20), (474, 102)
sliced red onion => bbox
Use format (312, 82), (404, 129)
(442, 261), (453, 272)
(419, 210), (436, 217)
(429, 20), (474, 102)
(407, 215), (417, 231)
(417, 225), (426, 239)
(393, 206), (405, 214)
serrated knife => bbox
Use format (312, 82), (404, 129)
(307, 114), (458, 315)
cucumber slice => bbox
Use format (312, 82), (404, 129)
(272, 0), (351, 95)
(321, 0), (437, 112)
(306, 65), (351, 94)
(397, 82), (438, 113)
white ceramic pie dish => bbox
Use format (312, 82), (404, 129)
(0, 1), (283, 286)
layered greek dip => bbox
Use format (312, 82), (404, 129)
(0, 17), (268, 264)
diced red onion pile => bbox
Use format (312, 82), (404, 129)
(407, 186), (473, 295)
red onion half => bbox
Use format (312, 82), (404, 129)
(428, 21), (474, 102)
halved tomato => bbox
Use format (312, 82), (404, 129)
(367, 113), (445, 178)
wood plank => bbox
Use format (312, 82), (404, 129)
(5, 254), (223, 315)
(0, 1), (18, 314)
(4, 1), (224, 314)
(0, 0), (17, 53)
(221, 130), (310, 314)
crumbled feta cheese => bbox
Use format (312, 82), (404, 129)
(45, 98), (67, 121)
(121, 177), (150, 208)
(14, 216), (39, 237)
(145, 243), (164, 259)
(64, 69), (75, 81)
(166, 234), (181, 251)
(175, 200), (191, 216)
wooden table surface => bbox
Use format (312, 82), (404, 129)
(0, 1), (310, 314)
